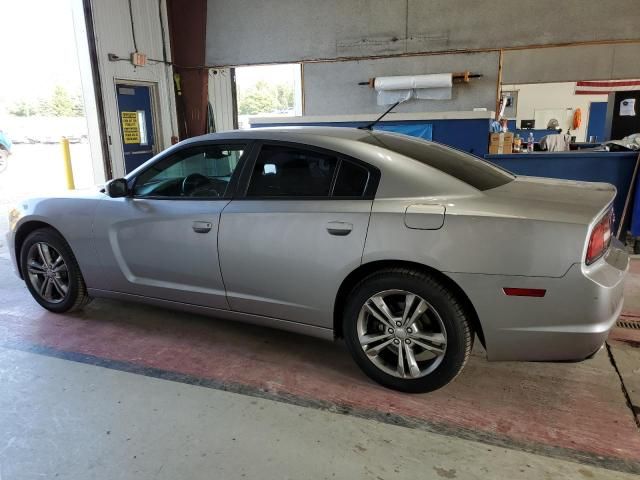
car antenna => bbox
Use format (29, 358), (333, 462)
(358, 101), (402, 131)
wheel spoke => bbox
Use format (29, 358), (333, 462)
(52, 277), (68, 297)
(27, 262), (46, 274)
(404, 299), (428, 327)
(365, 338), (394, 357)
(397, 340), (406, 377)
(370, 295), (396, 324)
(404, 343), (421, 378)
(364, 302), (394, 329)
(412, 332), (446, 346)
(39, 277), (51, 298)
(53, 263), (68, 274)
(36, 243), (52, 267)
(51, 255), (64, 270)
(401, 293), (416, 325)
(360, 333), (392, 347)
(412, 338), (445, 355)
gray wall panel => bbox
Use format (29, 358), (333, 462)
(303, 52), (499, 115)
(206, 0), (640, 66)
(502, 44), (640, 84)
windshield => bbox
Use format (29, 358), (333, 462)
(361, 131), (514, 191)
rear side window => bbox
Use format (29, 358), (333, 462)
(247, 145), (338, 197)
(361, 132), (514, 191)
(333, 160), (369, 197)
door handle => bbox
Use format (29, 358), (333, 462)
(192, 221), (213, 233)
(326, 221), (353, 236)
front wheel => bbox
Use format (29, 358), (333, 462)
(20, 228), (91, 313)
(343, 268), (473, 393)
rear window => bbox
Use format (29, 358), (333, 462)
(361, 132), (514, 191)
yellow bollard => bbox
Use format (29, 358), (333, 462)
(60, 137), (75, 190)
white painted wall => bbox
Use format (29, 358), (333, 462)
(78, 0), (177, 180)
(502, 82), (606, 142)
(208, 68), (235, 132)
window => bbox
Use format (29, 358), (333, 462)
(333, 160), (369, 197)
(134, 145), (245, 198)
(360, 132), (514, 191)
(247, 145), (338, 197)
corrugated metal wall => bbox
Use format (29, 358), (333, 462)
(208, 68), (236, 132)
(86, 0), (177, 179)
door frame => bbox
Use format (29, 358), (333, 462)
(114, 79), (164, 176)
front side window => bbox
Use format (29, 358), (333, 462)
(246, 145), (338, 197)
(134, 145), (245, 198)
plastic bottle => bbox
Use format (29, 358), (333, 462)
(514, 134), (522, 153)
(527, 132), (535, 153)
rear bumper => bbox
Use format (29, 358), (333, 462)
(447, 241), (629, 361)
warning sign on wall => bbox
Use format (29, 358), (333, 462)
(121, 111), (140, 144)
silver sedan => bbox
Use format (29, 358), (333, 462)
(7, 127), (629, 392)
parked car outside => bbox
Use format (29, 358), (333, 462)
(0, 129), (12, 173)
(6, 127), (629, 392)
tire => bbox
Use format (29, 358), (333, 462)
(343, 268), (473, 393)
(0, 149), (8, 173)
(20, 228), (91, 313)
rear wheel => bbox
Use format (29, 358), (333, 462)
(20, 228), (91, 313)
(343, 268), (472, 393)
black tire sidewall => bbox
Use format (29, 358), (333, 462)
(344, 271), (470, 393)
(20, 229), (83, 313)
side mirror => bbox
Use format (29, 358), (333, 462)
(106, 178), (129, 198)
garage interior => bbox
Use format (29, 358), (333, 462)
(1, 0), (640, 479)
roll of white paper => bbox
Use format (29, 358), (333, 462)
(373, 73), (453, 91)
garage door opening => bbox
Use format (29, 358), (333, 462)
(234, 64), (302, 129)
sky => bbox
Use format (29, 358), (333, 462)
(0, 0), (82, 107)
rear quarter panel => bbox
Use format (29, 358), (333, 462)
(363, 198), (587, 278)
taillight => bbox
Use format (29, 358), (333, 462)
(586, 210), (613, 265)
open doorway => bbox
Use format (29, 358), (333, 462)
(0, 0), (92, 257)
(234, 64), (302, 129)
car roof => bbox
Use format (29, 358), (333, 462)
(181, 126), (373, 145)
(141, 126), (481, 199)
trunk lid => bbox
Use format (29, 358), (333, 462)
(483, 176), (616, 226)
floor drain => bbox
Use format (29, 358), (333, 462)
(616, 319), (640, 329)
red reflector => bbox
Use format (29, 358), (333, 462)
(503, 288), (546, 297)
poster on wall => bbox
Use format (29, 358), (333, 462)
(620, 99), (636, 117)
(120, 111), (141, 144)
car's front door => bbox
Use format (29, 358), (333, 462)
(218, 142), (378, 328)
(93, 143), (248, 308)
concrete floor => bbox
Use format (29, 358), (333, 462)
(0, 256), (639, 479)
(0, 149), (639, 478)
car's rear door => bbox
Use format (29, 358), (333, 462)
(218, 141), (379, 328)
(92, 142), (250, 309)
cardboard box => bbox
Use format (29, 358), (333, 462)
(489, 132), (514, 154)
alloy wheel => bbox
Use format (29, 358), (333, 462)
(26, 242), (69, 304)
(356, 289), (447, 379)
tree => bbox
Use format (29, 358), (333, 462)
(8, 100), (37, 117)
(8, 85), (85, 117)
(238, 81), (294, 115)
